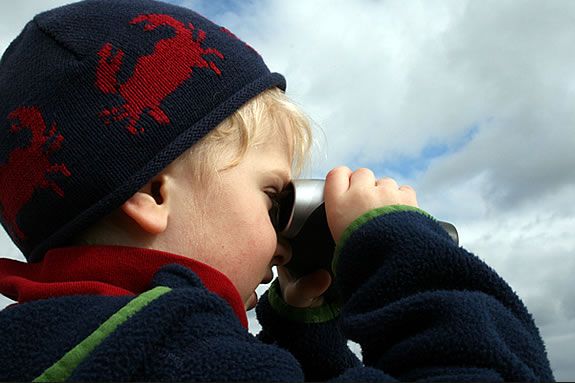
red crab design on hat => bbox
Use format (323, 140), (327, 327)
(96, 14), (224, 135)
(0, 107), (71, 240)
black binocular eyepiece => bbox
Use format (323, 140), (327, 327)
(269, 179), (459, 278)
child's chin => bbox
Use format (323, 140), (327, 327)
(245, 291), (258, 311)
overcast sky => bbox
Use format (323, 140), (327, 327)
(1, 0), (574, 380)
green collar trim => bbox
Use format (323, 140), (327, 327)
(267, 279), (340, 324)
(34, 286), (172, 382)
(332, 205), (433, 276)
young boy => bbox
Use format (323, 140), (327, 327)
(0, 0), (554, 381)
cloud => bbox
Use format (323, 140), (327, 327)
(540, 321), (575, 381)
(1, 0), (574, 379)
(207, 0), (575, 196)
(182, 0), (575, 378)
(0, 0), (78, 55)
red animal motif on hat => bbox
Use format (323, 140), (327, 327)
(96, 14), (224, 135)
(0, 107), (71, 240)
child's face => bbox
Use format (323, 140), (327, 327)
(166, 130), (293, 310)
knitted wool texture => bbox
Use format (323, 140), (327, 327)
(0, 0), (285, 261)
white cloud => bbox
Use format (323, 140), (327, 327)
(195, 0), (575, 378)
(0, 0), (78, 55)
(541, 321), (575, 381)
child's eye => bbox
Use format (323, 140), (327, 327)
(265, 190), (280, 210)
(266, 190), (282, 231)
(266, 188), (293, 233)
(265, 190), (279, 201)
(266, 188), (292, 232)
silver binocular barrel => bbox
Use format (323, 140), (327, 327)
(275, 179), (459, 278)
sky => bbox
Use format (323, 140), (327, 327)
(1, 0), (574, 380)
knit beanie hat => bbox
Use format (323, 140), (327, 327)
(0, 0), (285, 262)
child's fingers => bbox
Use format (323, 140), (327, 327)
(325, 166), (352, 202)
(324, 167), (420, 243)
(398, 184), (418, 205)
(349, 167), (376, 189)
(277, 267), (332, 308)
(295, 269), (332, 298)
(325, 167), (352, 243)
(276, 264), (294, 286)
(376, 176), (399, 189)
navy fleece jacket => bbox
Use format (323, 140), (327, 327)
(0, 207), (554, 381)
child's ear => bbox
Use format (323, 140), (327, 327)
(121, 176), (169, 234)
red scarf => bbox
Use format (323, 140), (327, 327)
(0, 246), (248, 328)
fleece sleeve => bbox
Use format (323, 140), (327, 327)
(333, 206), (554, 382)
(256, 281), (362, 382)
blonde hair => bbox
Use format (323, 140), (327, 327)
(175, 87), (312, 183)
(71, 87), (312, 246)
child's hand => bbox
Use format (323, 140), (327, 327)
(277, 266), (332, 308)
(324, 166), (419, 243)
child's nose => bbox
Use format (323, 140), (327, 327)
(272, 238), (292, 267)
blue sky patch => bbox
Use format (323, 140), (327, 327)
(362, 123), (481, 179)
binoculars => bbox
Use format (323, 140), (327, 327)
(270, 179), (459, 278)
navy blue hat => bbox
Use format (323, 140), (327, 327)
(0, 0), (286, 261)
